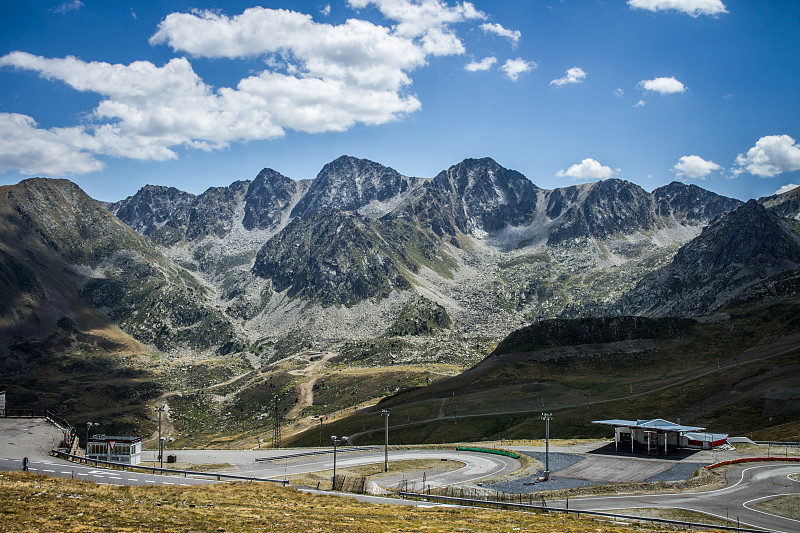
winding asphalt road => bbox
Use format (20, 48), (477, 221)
(545, 463), (800, 533)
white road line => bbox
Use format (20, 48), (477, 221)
(180, 484), (190, 486)
(163, 482), (174, 485)
(145, 480), (155, 483)
(60, 471), (72, 474)
(43, 469), (54, 472)
(127, 478), (138, 481)
(77, 473), (88, 476)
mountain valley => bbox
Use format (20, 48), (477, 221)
(2, 155), (799, 446)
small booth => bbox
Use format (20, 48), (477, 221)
(87, 435), (142, 465)
(593, 418), (728, 455)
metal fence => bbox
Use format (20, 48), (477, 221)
(398, 491), (765, 533)
(332, 475), (367, 493)
(51, 449), (289, 485)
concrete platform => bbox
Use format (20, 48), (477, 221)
(0, 418), (64, 460)
(554, 454), (675, 482)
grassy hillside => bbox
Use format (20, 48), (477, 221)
(0, 472), (692, 533)
(287, 295), (800, 446)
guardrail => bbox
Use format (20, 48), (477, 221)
(455, 446), (520, 459)
(705, 456), (800, 470)
(51, 449), (289, 485)
(398, 492), (764, 533)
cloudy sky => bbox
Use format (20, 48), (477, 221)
(1, 0), (799, 201)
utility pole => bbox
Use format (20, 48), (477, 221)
(273, 394), (282, 449)
(330, 435), (348, 489)
(155, 405), (165, 464)
(381, 410), (391, 472)
(541, 412), (552, 480)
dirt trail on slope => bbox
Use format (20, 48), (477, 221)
(286, 351), (337, 420)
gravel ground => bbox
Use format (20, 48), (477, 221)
(644, 462), (707, 482)
(488, 452), (709, 494)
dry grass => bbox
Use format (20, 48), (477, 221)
(0, 471), (709, 533)
(752, 495), (800, 520)
(288, 459), (468, 489)
(612, 508), (736, 527)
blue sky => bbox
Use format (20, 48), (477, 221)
(1, 0), (799, 202)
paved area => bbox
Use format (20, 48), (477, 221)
(0, 418), (65, 460)
(551, 463), (800, 533)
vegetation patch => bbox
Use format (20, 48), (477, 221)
(0, 471), (669, 533)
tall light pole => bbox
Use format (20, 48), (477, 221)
(159, 437), (166, 469)
(155, 405), (165, 463)
(330, 435), (348, 489)
(85, 422), (99, 454)
(381, 410), (391, 472)
(541, 412), (552, 480)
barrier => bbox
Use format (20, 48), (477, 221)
(455, 446), (520, 459)
(398, 492), (764, 533)
(50, 449), (289, 485)
(705, 456), (800, 470)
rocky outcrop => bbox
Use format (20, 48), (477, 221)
(619, 200), (800, 316)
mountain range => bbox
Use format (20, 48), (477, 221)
(2, 155), (800, 363)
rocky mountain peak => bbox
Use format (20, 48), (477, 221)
(653, 181), (742, 224)
(106, 184), (196, 236)
(760, 185), (800, 220)
(290, 155), (418, 219)
(618, 199), (800, 316)
(243, 168), (305, 231)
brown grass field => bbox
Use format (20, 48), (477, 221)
(0, 471), (712, 533)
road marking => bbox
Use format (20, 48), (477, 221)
(145, 480), (155, 484)
(180, 484), (190, 486)
(60, 471), (72, 474)
(77, 473), (88, 476)
(28, 468), (37, 471)
(43, 469), (54, 473)
(163, 482), (174, 485)
(127, 478), (138, 481)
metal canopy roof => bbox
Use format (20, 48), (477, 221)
(593, 418), (706, 433)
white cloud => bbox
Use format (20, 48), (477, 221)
(627, 0), (728, 17)
(150, 8), (426, 90)
(464, 56), (497, 72)
(0, 51), (420, 166)
(672, 155), (721, 180)
(480, 22), (521, 46)
(0, 3), (493, 175)
(501, 58), (536, 81)
(51, 0), (83, 14)
(320, 4), (332, 16)
(774, 183), (799, 196)
(634, 99), (646, 107)
(556, 158), (616, 180)
(346, 0), (485, 55)
(0, 113), (103, 175)
(639, 76), (687, 94)
(733, 135), (800, 178)
(614, 88), (624, 97)
(550, 67), (586, 87)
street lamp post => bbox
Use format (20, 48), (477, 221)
(159, 437), (166, 469)
(85, 422), (99, 454)
(155, 405), (165, 463)
(381, 410), (391, 472)
(541, 412), (552, 480)
(330, 435), (348, 489)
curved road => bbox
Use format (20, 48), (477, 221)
(546, 463), (800, 533)
(231, 448), (520, 490)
